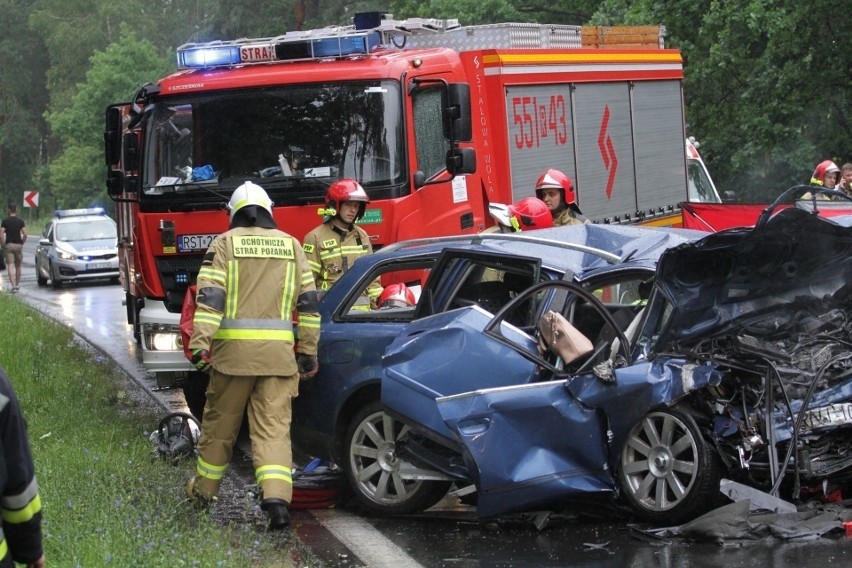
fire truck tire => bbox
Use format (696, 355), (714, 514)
(125, 293), (142, 345)
(182, 371), (209, 421)
(343, 400), (451, 515)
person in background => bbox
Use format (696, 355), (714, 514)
(0, 204), (27, 293)
(485, 196), (554, 233)
(803, 160), (842, 200)
(377, 283), (416, 309)
(303, 179), (381, 310)
(186, 181), (320, 531)
(0, 365), (45, 568)
(534, 169), (590, 226)
(838, 163), (852, 197)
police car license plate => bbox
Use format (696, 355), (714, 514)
(86, 262), (111, 270)
(178, 233), (217, 252)
(801, 403), (852, 431)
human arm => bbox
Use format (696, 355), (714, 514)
(294, 242), (321, 378)
(187, 237), (228, 362)
(0, 370), (44, 567)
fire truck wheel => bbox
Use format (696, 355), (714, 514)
(343, 400), (451, 515)
(126, 293), (142, 345)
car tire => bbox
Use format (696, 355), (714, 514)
(49, 262), (62, 289)
(36, 260), (47, 287)
(343, 400), (452, 515)
(618, 407), (721, 525)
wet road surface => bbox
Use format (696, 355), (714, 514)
(7, 240), (852, 567)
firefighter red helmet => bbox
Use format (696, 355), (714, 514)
(326, 179), (369, 219)
(506, 197), (553, 231)
(811, 160), (841, 187)
(378, 283), (416, 309)
(535, 169), (576, 205)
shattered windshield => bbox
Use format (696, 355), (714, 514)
(141, 81), (404, 199)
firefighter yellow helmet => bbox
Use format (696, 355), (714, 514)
(227, 181), (273, 221)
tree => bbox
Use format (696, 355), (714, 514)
(45, 27), (171, 208)
(0, 0), (49, 207)
(591, 0), (851, 200)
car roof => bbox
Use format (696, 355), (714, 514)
(375, 224), (705, 279)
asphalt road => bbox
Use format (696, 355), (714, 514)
(7, 239), (852, 567)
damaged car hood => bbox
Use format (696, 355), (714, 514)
(654, 208), (852, 343)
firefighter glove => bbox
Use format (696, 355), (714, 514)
(191, 349), (213, 373)
(297, 354), (319, 380)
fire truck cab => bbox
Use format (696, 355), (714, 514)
(105, 13), (703, 391)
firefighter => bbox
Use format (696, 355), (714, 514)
(535, 169), (590, 226)
(303, 179), (381, 309)
(485, 197), (554, 233)
(377, 283), (416, 309)
(0, 366), (45, 568)
(186, 181), (320, 531)
(803, 160), (842, 200)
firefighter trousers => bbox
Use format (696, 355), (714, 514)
(193, 371), (300, 504)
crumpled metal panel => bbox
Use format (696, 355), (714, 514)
(655, 208), (852, 344)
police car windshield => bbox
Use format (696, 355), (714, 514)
(56, 219), (116, 242)
(142, 81), (404, 196)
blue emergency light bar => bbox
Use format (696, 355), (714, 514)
(176, 30), (380, 70)
(55, 207), (106, 218)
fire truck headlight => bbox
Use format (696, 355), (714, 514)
(143, 323), (182, 352)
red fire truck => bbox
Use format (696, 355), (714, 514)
(104, 13), (715, 390)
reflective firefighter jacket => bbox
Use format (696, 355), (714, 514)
(189, 226), (320, 376)
(302, 221), (381, 309)
(0, 368), (43, 566)
(553, 208), (589, 227)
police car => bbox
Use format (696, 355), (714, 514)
(35, 208), (119, 288)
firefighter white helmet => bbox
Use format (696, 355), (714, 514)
(228, 181), (273, 221)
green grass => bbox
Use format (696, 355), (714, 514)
(0, 296), (308, 567)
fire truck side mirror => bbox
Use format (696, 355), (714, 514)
(107, 170), (124, 199)
(123, 132), (140, 172)
(446, 83), (472, 143)
(105, 106), (123, 165)
(446, 148), (476, 176)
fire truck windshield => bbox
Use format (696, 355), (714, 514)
(141, 80), (404, 205)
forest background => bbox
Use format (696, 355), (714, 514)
(0, 0), (848, 211)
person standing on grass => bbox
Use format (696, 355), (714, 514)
(0, 366), (45, 568)
(185, 181), (320, 531)
(0, 204), (27, 293)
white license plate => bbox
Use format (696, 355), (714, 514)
(86, 262), (111, 270)
(801, 403), (852, 431)
(178, 233), (217, 252)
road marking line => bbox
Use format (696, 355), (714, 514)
(310, 509), (425, 568)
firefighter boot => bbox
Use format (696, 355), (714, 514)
(261, 498), (290, 531)
(186, 477), (217, 510)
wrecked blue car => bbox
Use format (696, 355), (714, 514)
(293, 223), (703, 516)
(380, 207), (852, 524)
